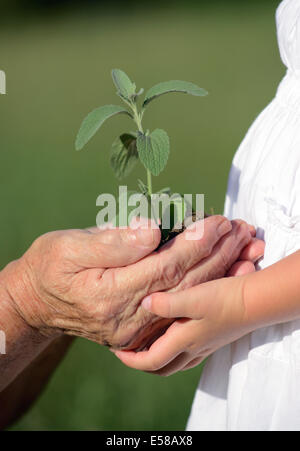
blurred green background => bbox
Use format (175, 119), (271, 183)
(0, 0), (284, 430)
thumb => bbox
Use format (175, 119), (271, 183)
(141, 291), (189, 318)
(79, 218), (161, 268)
(141, 279), (222, 319)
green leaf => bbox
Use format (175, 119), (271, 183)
(75, 105), (130, 150)
(111, 69), (136, 101)
(137, 129), (170, 176)
(110, 133), (138, 179)
(143, 80), (208, 107)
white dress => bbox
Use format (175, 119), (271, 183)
(187, 0), (300, 431)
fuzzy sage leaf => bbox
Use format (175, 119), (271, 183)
(137, 129), (170, 176)
(111, 69), (136, 101)
(143, 80), (208, 107)
(75, 105), (130, 151)
(110, 133), (138, 179)
(75, 69), (208, 205)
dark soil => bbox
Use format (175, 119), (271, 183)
(158, 212), (207, 248)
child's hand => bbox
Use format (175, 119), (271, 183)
(114, 275), (253, 376)
(114, 234), (264, 376)
(227, 236), (265, 276)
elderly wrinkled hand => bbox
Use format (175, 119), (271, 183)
(4, 215), (257, 351)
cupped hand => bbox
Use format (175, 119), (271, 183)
(6, 215), (255, 350)
(114, 275), (251, 376)
(114, 227), (265, 374)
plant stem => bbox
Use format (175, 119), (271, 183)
(131, 102), (153, 196)
(147, 169), (152, 196)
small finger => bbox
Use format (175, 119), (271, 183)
(181, 356), (205, 371)
(148, 352), (193, 377)
(239, 238), (265, 262)
(227, 260), (255, 277)
(233, 219), (255, 237)
(115, 322), (188, 372)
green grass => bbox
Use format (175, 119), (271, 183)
(0, 1), (284, 430)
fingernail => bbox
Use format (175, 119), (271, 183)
(142, 296), (152, 311)
(218, 219), (232, 236)
(248, 224), (256, 234)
